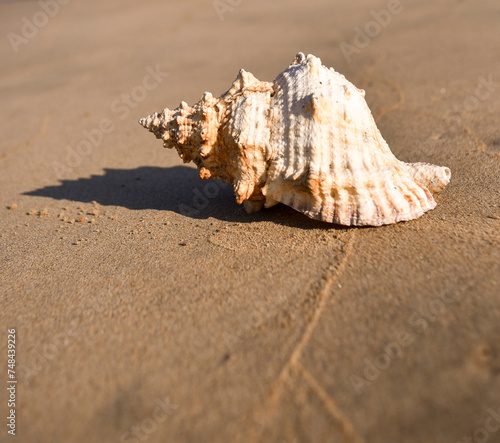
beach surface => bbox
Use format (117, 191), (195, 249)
(0, 1), (499, 442)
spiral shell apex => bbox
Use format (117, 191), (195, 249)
(139, 53), (451, 226)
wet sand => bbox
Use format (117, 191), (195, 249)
(0, 1), (499, 442)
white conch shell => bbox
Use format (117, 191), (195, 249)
(139, 53), (451, 226)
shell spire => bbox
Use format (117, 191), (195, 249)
(139, 53), (450, 226)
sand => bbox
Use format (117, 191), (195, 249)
(0, 0), (499, 442)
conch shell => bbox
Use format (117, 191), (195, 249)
(139, 53), (450, 226)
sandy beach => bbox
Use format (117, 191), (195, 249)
(1, 0), (499, 442)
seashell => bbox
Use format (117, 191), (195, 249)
(139, 53), (450, 226)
